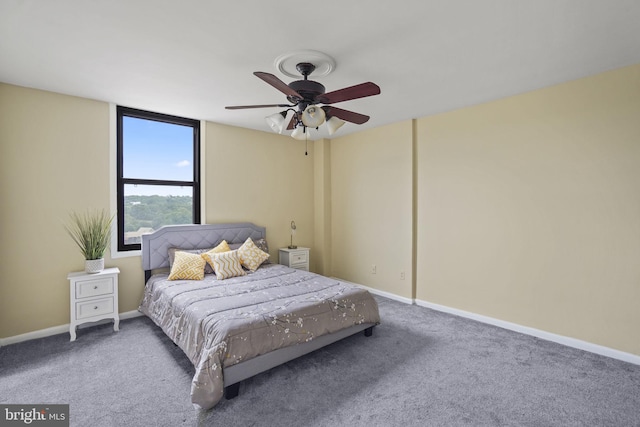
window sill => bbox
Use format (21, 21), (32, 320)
(110, 248), (141, 259)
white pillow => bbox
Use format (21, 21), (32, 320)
(210, 250), (246, 280)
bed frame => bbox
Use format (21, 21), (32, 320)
(141, 222), (375, 399)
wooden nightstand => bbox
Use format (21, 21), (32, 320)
(68, 267), (120, 342)
(279, 247), (310, 271)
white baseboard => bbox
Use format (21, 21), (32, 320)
(415, 299), (640, 366)
(330, 277), (414, 305)
(331, 276), (640, 366)
(0, 310), (143, 347)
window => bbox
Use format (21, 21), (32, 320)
(116, 106), (200, 252)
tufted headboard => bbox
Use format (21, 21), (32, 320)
(141, 222), (266, 282)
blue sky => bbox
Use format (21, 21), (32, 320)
(123, 116), (194, 196)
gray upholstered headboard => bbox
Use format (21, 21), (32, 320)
(141, 223), (266, 280)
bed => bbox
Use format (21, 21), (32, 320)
(138, 223), (380, 410)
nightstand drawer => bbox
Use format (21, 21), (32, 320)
(76, 277), (114, 299)
(291, 251), (308, 265)
(76, 297), (114, 320)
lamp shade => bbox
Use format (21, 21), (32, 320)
(300, 105), (326, 128)
(326, 116), (345, 135)
(265, 111), (287, 134)
(291, 125), (312, 140)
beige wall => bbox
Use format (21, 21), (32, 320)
(0, 84), (114, 336)
(203, 122), (316, 268)
(0, 85), (316, 338)
(416, 64), (640, 355)
(313, 139), (332, 276)
(330, 121), (414, 299)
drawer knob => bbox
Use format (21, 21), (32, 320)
(94, 285), (98, 289)
(94, 306), (98, 310)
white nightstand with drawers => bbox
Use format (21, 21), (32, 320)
(279, 247), (310, 271)
(68, 267), (120, 342)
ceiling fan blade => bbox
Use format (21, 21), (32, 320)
(254, 72), (303, 100)
(322, 106), (370, 125)
(225, 104), (292, 110)
(316, 82), (380, 104)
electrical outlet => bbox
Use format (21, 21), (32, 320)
(400, 271), (405, 280)
(371, 264), (377, 274)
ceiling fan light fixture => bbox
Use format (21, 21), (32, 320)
(265, 111), (287, 134)
(300, 105), (326, 128)
(326, 116), (345, 135)
(291, 125), (311, 141)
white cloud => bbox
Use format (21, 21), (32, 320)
(176, 160), (190, 167)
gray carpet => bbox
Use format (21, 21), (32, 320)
(1, 296), (639, 426)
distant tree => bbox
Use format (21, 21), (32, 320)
(124, 195), (193, 231)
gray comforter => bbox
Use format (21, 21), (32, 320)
(138, 263), (380, 409)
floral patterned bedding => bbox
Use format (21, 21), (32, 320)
(138, 263), (380, 410)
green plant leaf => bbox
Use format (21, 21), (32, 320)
(65, 209), (114, 260)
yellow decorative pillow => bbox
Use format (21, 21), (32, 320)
(210, 250), (246, 280)
(201, 240), (231, 271)
(168, 250), (206, 280)
(212, 240), (231, 253)
(237, 237), (270, 272)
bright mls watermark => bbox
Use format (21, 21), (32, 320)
(1, 405), (68, 426)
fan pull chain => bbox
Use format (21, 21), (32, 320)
(305, 129), (308, 155)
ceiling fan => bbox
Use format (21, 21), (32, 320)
(225, 62), (381, 140)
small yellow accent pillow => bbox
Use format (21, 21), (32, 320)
(213, 240), (231, 253)
(210, 250), (246, 280)
(201, 240), (231, 271)
(168, 250), (206, 280)
(237, 237), (270, 272)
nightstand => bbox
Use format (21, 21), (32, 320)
(68, 267), (120, 342)
(279, 247), (310, 271)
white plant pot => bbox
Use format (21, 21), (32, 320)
(85, 258), (105, 274)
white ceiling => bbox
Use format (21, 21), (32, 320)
(1, 0), (639, 140)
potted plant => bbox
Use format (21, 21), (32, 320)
(65, 209), (114, 273)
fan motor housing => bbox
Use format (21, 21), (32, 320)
(288, 79), (325, 103)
